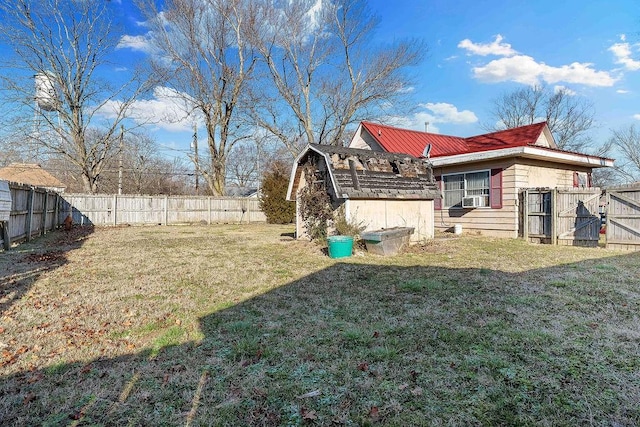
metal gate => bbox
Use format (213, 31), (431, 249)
(522, 188), (601, 247)
(605, 185), (640, 251)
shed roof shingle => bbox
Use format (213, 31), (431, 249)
(289, 144), (439, 201)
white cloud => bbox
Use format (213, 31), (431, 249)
(633, 114), (640, 120)
(621, 34), (627, 42)
(384, 102), (478, 134)
(554, 85), (576, 96)
(472, 55), (616, 87)
(609, 36), (640, 71)
(306, 0), (325, 27)
(117, 34), (155, 54)
(617, 89), (630, 94)
(458, 34), (517, 57)
(420, 102), (478, 124)
(396, 85), (415, 94)
(99, 86), (200, 132)
(384, 114), (441, 134)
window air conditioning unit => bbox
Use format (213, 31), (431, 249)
(462, 196), (483, 208)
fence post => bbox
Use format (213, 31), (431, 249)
(112, 194), (117, 226)
(1, 221), (9, 250)
(522, 189), (528, 241)
(551, 189), (558, 246)
(164, 196), (169, 225)
(41, 191), (48, 236)
(51, 193), (60, 231)
(208, 197), (212, 225)
(605, 190), (611, 249)
(25, 187), (35, 242)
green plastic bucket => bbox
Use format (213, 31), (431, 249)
(327, 235), (354, 259)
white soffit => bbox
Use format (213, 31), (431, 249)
(430, 146), (614, 168)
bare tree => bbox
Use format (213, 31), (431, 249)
(136, 0), (258, 196)
(486, 85), (595, 152)
(45, 132), (193, 195)
(224, 135), (293, 195)
(0, 0), (148, 193)
(606, 125), (640, 183)
(226, 142), (260, 191)
(113, 132), (191, 195)
(252, 0), (424, 155)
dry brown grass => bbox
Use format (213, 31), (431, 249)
(1, 225), (639, 425)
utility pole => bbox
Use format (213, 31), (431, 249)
(118, 125), (124, 195)
(255, 139), (261, 196)
(192, 123), (199, 194)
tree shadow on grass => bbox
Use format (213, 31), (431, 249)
(1, 253), (639, 425)
(0, 226), (94, 317)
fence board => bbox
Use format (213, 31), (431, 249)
(522, 187), (600, 247)
(0, 181), (61, 249)
(606, 185), (640, 251)
(58, 194), (266, 227)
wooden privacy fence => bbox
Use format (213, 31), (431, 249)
(0, 182), (61, 250)
(59, 194), (266, 226)
(605, 184), (640, 251)
(521, 187), (601, 247)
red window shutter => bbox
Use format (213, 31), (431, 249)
(434, 176), (442, 210)
(587, 173), (593, 188)
(573, 171), (579, 187)
(490, 168), (502, 209)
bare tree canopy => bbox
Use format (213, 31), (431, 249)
(136, 0), (258, 196)
(486, 85), (595, 152)
(44, 131), (191, 195)
(251, 0), (424, 155)
(605, 124), (640, 183)
(133, 0), (421, 193)
(0, 0), (148, 193)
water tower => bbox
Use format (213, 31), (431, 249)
(31, 72), (61, 160)
(34, 72), (59, 112)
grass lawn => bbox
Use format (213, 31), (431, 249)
(1, 224), (639, 426)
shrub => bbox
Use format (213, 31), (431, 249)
(333, 205), (366, 237)
(298, 165), (365, 242)
(259, 161), (295, 224)
(298, 164), (334, 241)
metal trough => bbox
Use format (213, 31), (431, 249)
(361, 227), (414, 256)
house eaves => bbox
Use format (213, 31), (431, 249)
(430, 146), (615, 169)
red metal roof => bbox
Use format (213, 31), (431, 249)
(360, 121), (548, 158)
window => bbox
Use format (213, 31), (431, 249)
(443, 170), (490, 208)
(434, 168), (502, 210)
(573, 171), (592, 188)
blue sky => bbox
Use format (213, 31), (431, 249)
(8, 0), (637, 160)
(112, 0), (640, 158)
(366, 0), (640, 142)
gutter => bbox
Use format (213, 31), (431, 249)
(430, 146), (615, 168)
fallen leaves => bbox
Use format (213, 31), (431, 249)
(369, 406), (380, 422)
(1, 345), (29, 367)
(300, 407), (317, 420)
(23, 392), (37, 405)
(27, 372), (44, 384)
